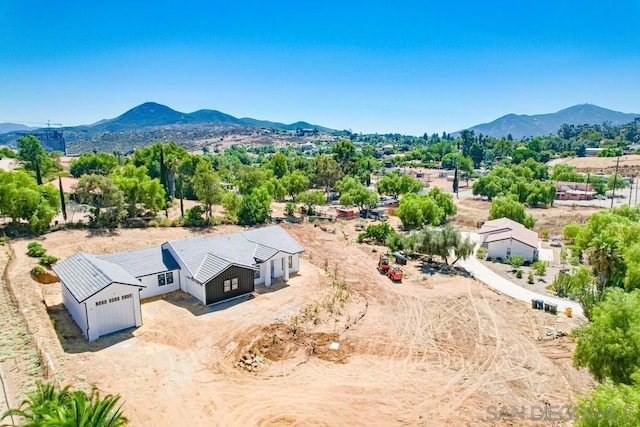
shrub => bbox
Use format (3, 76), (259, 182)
(528, 272), (535, 284)
(27, 242), (46, 257)
(532, 261), (547, 276)
(148, 217), (171, 227)
(31, 265), (45, 275)
(563, 223), (582, 242)
(284, 202), (296, 216)
(39, 255), (59, 266)
(476, 248), (487, 259)
(184, 206), (206, 227)
(551, 271), (573, 298)
(540, 229), (549, 240)
(516, 269), (523, 279)
(508, 255), (525, 268)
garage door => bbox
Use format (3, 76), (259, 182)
(94, 293), (135, 338)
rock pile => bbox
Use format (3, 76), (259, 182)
(236, 350), (265, 372)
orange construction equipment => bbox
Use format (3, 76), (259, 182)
(387, 264), (403, 282)
(378, 254), (391, 273)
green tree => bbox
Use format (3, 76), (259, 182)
(608, 173), (628, 191)
(332, 139), (358, 176)
(282, 170), (310, 200)
(312, 155), (343, 201)
(489, 197), (535, 229)
(69, 153), (119, 178)
(574, 289), (640, 385)
(268, 152), (289, 179)
(0, 170), (59, 234)
(525, 180), (556, 207)
(74, 174), (126, 227)
(551, 164), (584, 182)
(337, 179), (378, 212)
(17, 135), (56, 185)
(192, 162), (222, 220)
(377, 172), (422, 197)
(238, 187), (272, 225)
(563, 223), (582, 242)
(221, 191), (241, 220)
(413, 224), (474, 267)
(574, 380), (640, 427)
(396, 191), (452, 229)
(111, 164), (166, 217)
(297, 190), (326, 215)
(357, 223), (395, 244)
(588, 235), (625, 289)
(58, 175), (67, 222)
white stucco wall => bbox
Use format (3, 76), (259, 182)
(254, 253), (300, 285)
(487, 238), (537, 262)
(138, 269), (180, 299)
(185, 276), (205, 304)
(61, 283), (89, 339)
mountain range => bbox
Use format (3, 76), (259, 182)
(84, 102), (333, 133)
(456, 104), (639, 139)
(1, 102), (639, 154)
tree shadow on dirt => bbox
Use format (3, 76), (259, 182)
(46, 303), (135, 354)
(417, 259), (473, 278)
(85, 228), (119, 238)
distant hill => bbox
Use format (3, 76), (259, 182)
(87, 102), (332, 133)
(0, 102), (335, 154)
(455, 104), (640, 139)
(0, 123), (33, 134)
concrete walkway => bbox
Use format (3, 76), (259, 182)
(459, 233), (583, 316)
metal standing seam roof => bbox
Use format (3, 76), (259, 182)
(52, 253), (145, 303)
(241, 225), (305, 255)
(99, 246), (180, 278)
(165, 225), (304, 283)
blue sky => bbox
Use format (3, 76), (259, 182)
(1, 1), (639, 135)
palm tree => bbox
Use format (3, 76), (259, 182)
(1, 381), (127, 427)
(588, 235), (624, 290)
(54, 389), (127, 427)
(1, 381), (71, 426)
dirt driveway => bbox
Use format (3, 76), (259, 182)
(4, 223), (593, 426)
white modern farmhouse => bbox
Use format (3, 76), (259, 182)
(478, 217), (539, 262)
(53, 225), (304, 341)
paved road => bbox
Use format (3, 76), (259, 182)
(459, 233), (584, 316)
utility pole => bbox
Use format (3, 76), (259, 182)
(610, 155), (620, 209)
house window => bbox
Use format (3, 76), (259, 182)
(288, 256), (293, 268)
(121, 294), (132, 300)
(282, 258), (285, 270)
(166, 272), (174, 285)
(231, 278), (238, 290)
(224, 280), (231, 292)
(95, 299), (107, 306)
(158, 274), (166, 286)
(254, 269), (261, 279)
(109, 296), (120, 303)
(506, 248), (511, 257)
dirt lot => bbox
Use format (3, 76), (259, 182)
(561, 154), (640, 175)
(1, 221), (595, 426)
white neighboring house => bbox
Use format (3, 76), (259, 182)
(54, 225), (304, 341)
(478, 218), (539, 262)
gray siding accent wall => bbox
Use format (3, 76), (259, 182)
(205, 265), (254, 305)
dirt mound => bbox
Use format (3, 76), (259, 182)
(31, 269), (59, 284)
(248, 323), (352, 365)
